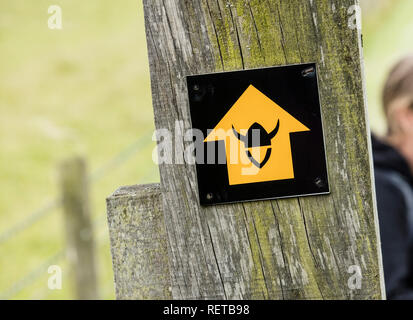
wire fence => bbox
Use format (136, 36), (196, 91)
(4, 212), (114, 300)
(0, 199), (61, 245)
(0, 130), (157, 299)
(0, 250), (65, 300)
(0, 130), (155, 245)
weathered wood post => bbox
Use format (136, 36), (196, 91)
(107, 0), (385, 300)
(60, 157), (98, 300)
(107, 184), (172, 300)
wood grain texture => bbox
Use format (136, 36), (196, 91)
(106, 184), (172, 300)
(142, 0), (385, 299)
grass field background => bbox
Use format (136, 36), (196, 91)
(0, 0), (413, 299)
(0, 0), (157, 299)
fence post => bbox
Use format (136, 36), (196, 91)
(106, 184), (172, 300)
(140, 0), (385, 300)
(60, 157), (98, 300)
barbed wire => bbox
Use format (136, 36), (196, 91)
(0, 250), (65, 300)
(1, 211), (111, 300)
(2, 205), (132, 300)
(1, 160), (159, 300)
(89, 130), (154, 182)
(0, 199), (61, 245)
(0, 130), (155, 245)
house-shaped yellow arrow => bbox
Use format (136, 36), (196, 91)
(205, 85), (310, 186)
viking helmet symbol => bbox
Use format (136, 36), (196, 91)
(232, 120), (280, 168)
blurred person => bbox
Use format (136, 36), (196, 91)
(373, 55), (413, 300)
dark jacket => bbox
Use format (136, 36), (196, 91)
(373, 135), (413, 300)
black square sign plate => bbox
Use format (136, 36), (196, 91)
(186, 63), (329, 206)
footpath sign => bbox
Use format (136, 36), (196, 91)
(187, 63), (329, 205)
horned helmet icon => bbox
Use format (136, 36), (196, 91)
(232, 120), (280, 168)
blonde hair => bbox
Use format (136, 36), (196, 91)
(383, 55), (413, 117)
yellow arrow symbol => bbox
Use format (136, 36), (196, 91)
(205, 85), (310, 186)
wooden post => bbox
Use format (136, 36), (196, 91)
(140, 0), (385, 300)
(60, 157), (98, 300)
(106, 184), (172, 300)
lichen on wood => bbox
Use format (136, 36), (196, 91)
(106, 184), (172, 300)
(122, 0), (386, 300)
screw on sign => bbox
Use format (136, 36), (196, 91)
(187, 63), (329, 205)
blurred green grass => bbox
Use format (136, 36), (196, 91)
(0, 0), (158, 299)
(1, 0), (413, 300)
